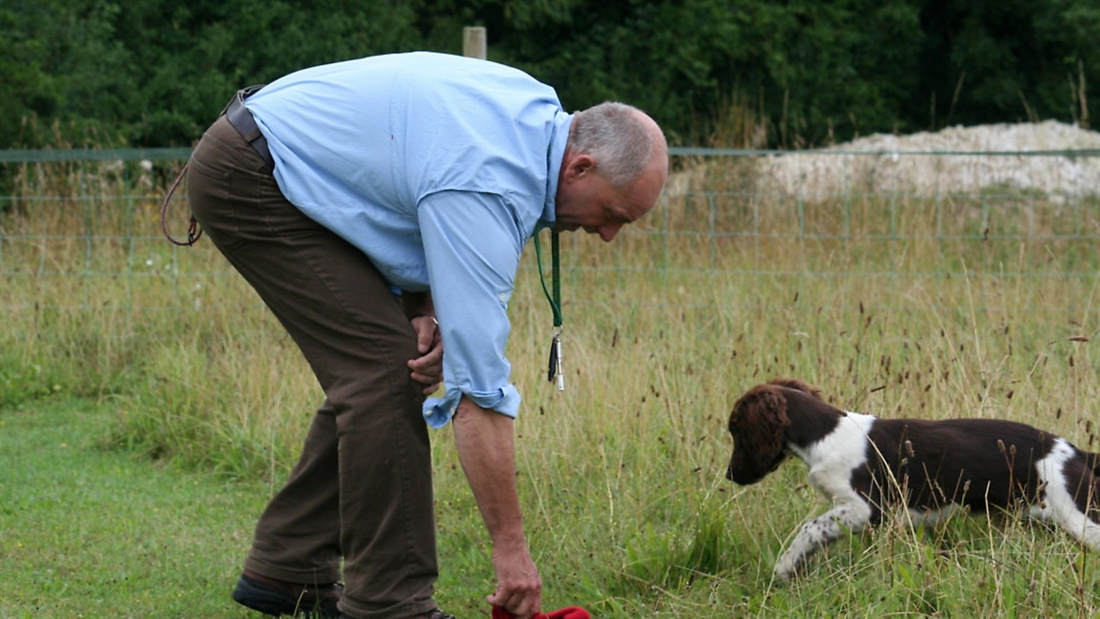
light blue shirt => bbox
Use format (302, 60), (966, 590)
(244, 52), (572, 428)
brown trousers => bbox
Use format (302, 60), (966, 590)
(187, 115), (439, 618)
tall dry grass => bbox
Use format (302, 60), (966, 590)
(1, 151), (1098, 616)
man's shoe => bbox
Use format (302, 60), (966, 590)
(232, 571), (342, 617)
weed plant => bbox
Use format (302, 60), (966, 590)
(1, 153), (1098, 617)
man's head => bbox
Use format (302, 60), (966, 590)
(554, 102), (668, 241)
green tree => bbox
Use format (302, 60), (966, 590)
(0, 0), (426, 148)
(109, 0), (426, 146)
(1, 0), (1097, 149)
(0, 0), (121, 148)
(466, 0), (924, 145)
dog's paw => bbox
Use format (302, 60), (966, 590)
(774, 553), (801, 581)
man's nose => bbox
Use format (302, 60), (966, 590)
(598, 222), (624, 242)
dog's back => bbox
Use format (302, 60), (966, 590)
(860, 417), (1061, 515)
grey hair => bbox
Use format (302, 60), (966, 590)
(569, 101), (663, 188)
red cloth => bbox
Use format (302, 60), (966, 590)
(491, 606), (591, 619)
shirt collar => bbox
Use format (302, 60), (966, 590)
(539, 111), (573, 230)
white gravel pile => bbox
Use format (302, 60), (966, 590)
(754, 120), (1100, 200)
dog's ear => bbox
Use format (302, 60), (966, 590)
(738, 386), (791, 455)
(767, 377), (824, 401)
(727, 385), (791, 484)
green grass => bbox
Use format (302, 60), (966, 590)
(1, 157), (1099, 617)
(0, 397), (266, 618)
(17, 398), (1096, 618)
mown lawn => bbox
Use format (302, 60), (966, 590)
(0, 397), (267, 618)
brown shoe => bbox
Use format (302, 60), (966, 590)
(232, 570), (342, 617)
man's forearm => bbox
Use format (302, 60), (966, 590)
(452, 397), (526, 546)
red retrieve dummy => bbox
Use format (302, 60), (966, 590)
(491, 606), (591, 619)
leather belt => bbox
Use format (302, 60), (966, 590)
(224, 84), (274, 171)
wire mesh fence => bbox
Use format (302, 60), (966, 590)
(1, 147), (1098, 320)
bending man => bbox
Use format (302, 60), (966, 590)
(187, 51), (668, 619)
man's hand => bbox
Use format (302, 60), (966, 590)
(487, 541), (542, 619)
(407, 314), (442, 394)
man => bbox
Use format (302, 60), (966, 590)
(186, 51), (667, 619)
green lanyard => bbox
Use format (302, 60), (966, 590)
(533, 229), (564, 390)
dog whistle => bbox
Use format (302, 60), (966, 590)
(547, 329), (564, 391)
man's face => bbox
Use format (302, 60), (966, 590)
(553, 153), (666, 242)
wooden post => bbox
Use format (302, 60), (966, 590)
(463, 26), (486, 60)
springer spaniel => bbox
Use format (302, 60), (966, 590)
(726, 378), (1100, 580)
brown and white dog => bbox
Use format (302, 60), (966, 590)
(725, 378), (1100, 579)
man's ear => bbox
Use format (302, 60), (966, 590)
(562, 153), (595, 182)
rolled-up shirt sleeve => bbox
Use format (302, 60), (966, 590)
(417, 190), (525, 428)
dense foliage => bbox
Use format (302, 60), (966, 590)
(1, 0), (1097, 149)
